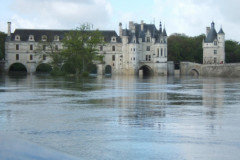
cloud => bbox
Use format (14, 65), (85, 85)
(152, 0), (240, 40)
(10, 0), (112, 30)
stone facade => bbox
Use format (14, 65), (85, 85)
(203, 22), (225, 64)
(5, 21), (169, 76)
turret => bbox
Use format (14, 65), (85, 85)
(122, 29), (129, 44)
(159, 22), (162, 34)
(217, 27), (225, 46)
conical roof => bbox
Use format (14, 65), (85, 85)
(218, 27), (224, 34)
(205, 22), (217, 43)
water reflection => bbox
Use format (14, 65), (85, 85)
(0, 75), (240, 159)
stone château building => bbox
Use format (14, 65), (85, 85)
(203, 22), (225, 64)
(5, 21), (170, 76)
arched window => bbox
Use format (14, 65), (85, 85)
(29, 35), (34, 41)
(42, 35), (47, 41)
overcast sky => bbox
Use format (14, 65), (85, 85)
(1, 0), (240, 41)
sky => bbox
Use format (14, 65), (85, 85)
(1, 0), (240, 41)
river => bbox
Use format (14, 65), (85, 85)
(0, 74), (240, 160)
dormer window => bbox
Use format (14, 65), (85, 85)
(54, 35), (59, 41)
(42, 35), (47, 41)
(214, 41), (217, 46)
(111, 36), (116, 42)
(15, 35), (20, 41)
(147, 37), (150, 42)
(29, 35), (34, 41)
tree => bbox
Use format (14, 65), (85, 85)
(225, 40), (240, 63)
(35, 33), (64, 72)
(61, 24), (104, 75)
(0, 32), (7, 60)
(168, 34), (205, 64)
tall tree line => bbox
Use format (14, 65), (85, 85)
(168, 33), (240, 64)
(0, 32), (7, 60)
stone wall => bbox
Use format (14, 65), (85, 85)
(180, 62), (240, 77)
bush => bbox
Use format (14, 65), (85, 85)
(82, 71), (89, 77)
(50, 69), (65, 76)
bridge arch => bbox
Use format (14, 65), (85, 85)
(9, 63), (27, 74)
(139, 65), (154, 77)
(105, 65), (112, 75)
(36, 63), (52, 74)
(189, 69), (199, 77)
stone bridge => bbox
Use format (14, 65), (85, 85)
(180, 62), (240, 77)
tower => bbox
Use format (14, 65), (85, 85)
(203, 22), (225, 64)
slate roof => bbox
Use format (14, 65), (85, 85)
(122, 22), (167, 44)
(218, 28), (224, 34)
(9, 29), (121, 43)
(205, 22), (219, 43)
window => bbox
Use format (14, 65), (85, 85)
(214, 50), (217, 54)
(161, 48), (163, 57)
(43, 45), (46, 51)
(30, 45), (33, 50)
(214, 41), (217, 46)
(112, 46), (115, 51)
(157, 48), (160, 57)
(42, 35), (47, 41)
(15, 35), (20, 41)
(133, 40), (136, 43)
(100, 46), (103, 51)
(43, 55), (46, 60)
(164, 48), (167, 57)
(30, 55), (33, 60)
(111, 37), (116, 42)
(146, 55), (151, 61)
(112, 55), (115, 61)
(146, 46), (150, 51)
(29, 35), (34, 41)
(214, 57), (217, 63)
(54, 35), (59, 41)
(16, 54), (19, 60)
(55, 45), (58, 51)
(134, 48), (135, 51)
(134, 57), (135, 61)
(147, 37), (150, 42)
(16, 44), (19, 50)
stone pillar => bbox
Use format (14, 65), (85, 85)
(167, 61), (174, 76)
(97, 64), (104, 75)
(139, 69), (143, 77)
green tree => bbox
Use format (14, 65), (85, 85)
(168, 33), (205, 64)
(35, 34), (64, 74)
(62, 24), (104, 75)
(225, 40), (240, 63)
(0, 32), (7, 60)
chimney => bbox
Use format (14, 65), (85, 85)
(119, 22), (122, 37)
(141, 20), (144, 31)
(129, 21), (134, 31)
(7, 22), (11, 36)
(206, 27), (210, 36)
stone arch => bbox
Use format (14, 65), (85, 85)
(105, 65), (112, 75)
(36, 63), (52, 73)
(189, 69), (199, 77)
(9, 63), (27, 73)
(139, 65), (154, 77)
